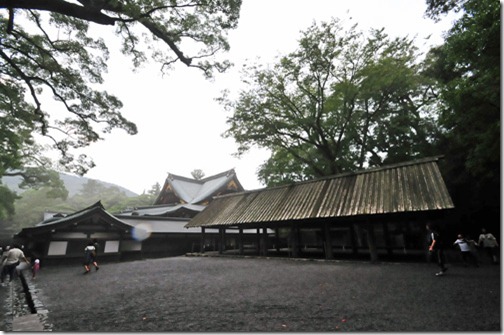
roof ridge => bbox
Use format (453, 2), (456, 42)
(167, 169), (235, 184)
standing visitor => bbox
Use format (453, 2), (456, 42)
(83, 241), (100, 274)
(1, 244), (30, 283)
(453, 234), (479, 267)
(32, 259), (41, 279)
(427, 223), (448, 276)
(478, 228), (499, 264)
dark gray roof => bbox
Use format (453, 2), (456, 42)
(185, 157), (454, 228)
(18, 201), (134, 235)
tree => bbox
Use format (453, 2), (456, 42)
(221, 19), (440, 186)
(0, 0), (242, 217)
(10, 184), (70, 232)
(424, 0), (500, 232)
(6, 179), (161, 231)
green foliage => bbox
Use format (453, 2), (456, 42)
(0, 1), (242, 217)
(426, 0), (500, 181)
(0, 185), (18, 218)
(9, 180), (160, 231)
(423, 0), (500, 231)
(222, 18), (440, 186)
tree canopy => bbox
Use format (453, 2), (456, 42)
(424, 0), (500, 230)
(221, 19), (440, 186)
(0, 0), (242, 218)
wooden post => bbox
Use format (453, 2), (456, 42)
(350, 224), (359, 255)
(292, 226), (301, 258)
(289, 226), (298, 258)
(366, 222), (378, 263)
(256, 228), (261, 255)
(383, 222), (393, 257)
(219, 228), (226, 254)
(275, 228), (281, 253)
(262, 227), (268, 256)
(201, 227), (206, 253)
(239, 228), (244, 255)
(324, 223), (334, 259)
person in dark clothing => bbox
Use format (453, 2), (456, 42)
(426, 223), (448, 276)
(83, 241), (99, 274)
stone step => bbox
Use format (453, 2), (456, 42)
(12, 314), (45, 331)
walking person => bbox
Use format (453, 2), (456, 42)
(1, 244), (30, 284)
(478, 228), (499, 264)
(426, 223), (448, 276)
(83, 241), (99, 274)
(453, 234), (479, 267)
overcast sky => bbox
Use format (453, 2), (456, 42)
(79, 0), (459, 195)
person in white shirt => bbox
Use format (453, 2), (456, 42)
(453, 234), (479, 267)
(1, 244), (30, 283)
(83, 241), (100, 274)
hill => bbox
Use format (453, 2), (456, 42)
(2, 172), (138, 198)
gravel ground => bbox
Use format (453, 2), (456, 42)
(21, 255), (501, 332)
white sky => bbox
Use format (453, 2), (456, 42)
(79, 0), (458, 195)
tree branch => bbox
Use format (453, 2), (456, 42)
(1, 0), (116, 26)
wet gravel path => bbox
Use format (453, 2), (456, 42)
(25, 256), (500, 332)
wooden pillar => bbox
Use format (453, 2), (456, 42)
(256, 228), (261, 254)
(366, 222), (378, 263)
(323, 223), (334, 260)
(350, 224), (359, 255)
(238, 228), (244, 255)
(383, 222), (393, 256)
(275, 228), (281, 253)
(290, 226), (301, 258)
(289, 226), (297, 258)
(219, 228), (226, 254)
(262, 227), (268, 256)
(201, 227), (206, 253)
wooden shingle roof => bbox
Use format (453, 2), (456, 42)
(185, 157), (454, 228)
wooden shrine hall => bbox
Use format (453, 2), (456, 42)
(185, 157), (455, 261)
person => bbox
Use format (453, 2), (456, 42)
(83, 241), (99, 274)
(426, 223), (448, 276)
(478, 228), (499, 264)
(32, 259), (40, 279)
(1, 244), (30, 283)
(453, 234), (479, 267)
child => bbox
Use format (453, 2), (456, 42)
(453, 234), (479, 267)
(32, 259), (40, 279)
(83, 241), (99, 274)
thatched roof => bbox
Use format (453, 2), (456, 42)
(185, 157), (454, 229)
